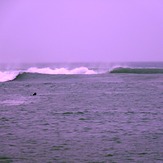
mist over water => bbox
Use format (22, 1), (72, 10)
(0, 1), (163, 162)
(0, 1), (163, 63)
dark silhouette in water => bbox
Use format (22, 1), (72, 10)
(32, 92), (37, 96)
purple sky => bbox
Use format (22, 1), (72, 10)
(0, 0), (163, 63)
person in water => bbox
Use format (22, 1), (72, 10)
(32, 92), (37, 96)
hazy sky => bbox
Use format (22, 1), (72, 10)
(0, 0), (163, 63)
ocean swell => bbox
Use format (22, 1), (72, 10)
(1, 66), (163, 82)
(110, 67), (163, 74)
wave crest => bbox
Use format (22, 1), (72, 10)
(0, 67), (97, 82)
(110, 67), (163, 74)
(0, 71), (20, 82)
(27, 67), (97, 75)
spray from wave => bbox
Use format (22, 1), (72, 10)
(0, 71), (20, 82)
(27, 67), (97, 75)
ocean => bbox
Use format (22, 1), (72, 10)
(0, 62), (163, 163)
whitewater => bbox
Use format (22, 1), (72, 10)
(0, 62), (163, 163)
(0, 66), (98, 82)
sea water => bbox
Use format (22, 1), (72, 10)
(0, 62), (163, 163)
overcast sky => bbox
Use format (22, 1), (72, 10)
(0, 0), (163, 63)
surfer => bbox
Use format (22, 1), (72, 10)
(32, 92), (37, 96)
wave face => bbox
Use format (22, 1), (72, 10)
(110, 67), (163, 74)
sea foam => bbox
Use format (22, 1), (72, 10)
(27, 67), (97, 75)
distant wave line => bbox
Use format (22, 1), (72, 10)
(1, 66), (163, 82)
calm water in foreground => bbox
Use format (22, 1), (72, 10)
(0, 62), (163, 163)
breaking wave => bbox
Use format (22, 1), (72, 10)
(0, 71), (20, 82)
(1, 66), (163, 82)
(27, 67), (97, 75)
(0, 67), (97, 82)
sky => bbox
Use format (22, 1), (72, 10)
(0, 0), (163, 63)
